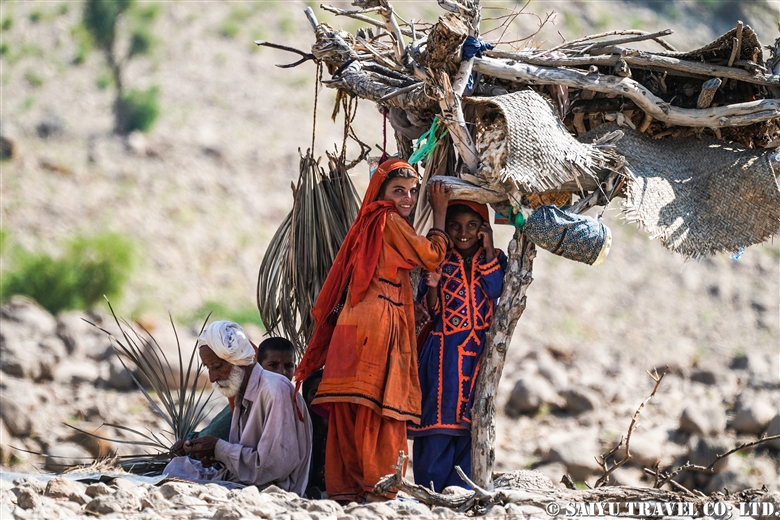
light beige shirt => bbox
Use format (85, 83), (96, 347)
(214, 364), (312, 495)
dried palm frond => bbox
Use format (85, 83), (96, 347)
(68, 301), (215, 475)
(257, 148), (360, 356)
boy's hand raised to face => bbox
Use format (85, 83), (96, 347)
(478, 222), (495, 261)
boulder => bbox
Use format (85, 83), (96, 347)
(766, 414), (780, 450)
(731, 398), (776, 435)
(0, 378), (38, 436)
(530, 462), (568, 487)
(44, 478), (86, 499)
(44, 443), (93, 472)
(545, 432), (601, 481)
(493, 469), (555, 490)
(53, 360), (101, 385)
(505, 374), (564, 417)
(628, 427), (672, 468)
(100, 356), (137, 391)
(687, 436), (730, 473)
(561, 386), (601, 415)
(57, 311), (112, 359)
(679, 403), (727, 436)
(0, 296), (57, 339)
(704, 465), (755, 494)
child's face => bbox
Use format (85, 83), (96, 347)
(380, 177), (419, 218)
(446, 211), (483, 256)
(260, 351), (296, 381)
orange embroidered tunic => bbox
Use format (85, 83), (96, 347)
(312, 213), (448, 423)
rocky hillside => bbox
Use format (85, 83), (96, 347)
(1, 0), (778, 507)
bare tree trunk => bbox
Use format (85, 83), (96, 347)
(471, 230), (536, 488)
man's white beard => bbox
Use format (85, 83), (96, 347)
(213, 365), (245, 398)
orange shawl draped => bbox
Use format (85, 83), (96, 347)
(294, 158), (414, 388)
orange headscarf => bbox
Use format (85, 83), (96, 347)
(448, 200), (490, 226)
(294, 158), (417, 387)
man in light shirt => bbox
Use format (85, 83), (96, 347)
(168, 321), (312, 495)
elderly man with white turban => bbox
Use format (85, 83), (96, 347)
(166, 321), (312, 494)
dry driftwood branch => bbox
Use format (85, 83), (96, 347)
(655, 434), (780, 490)
(484, 50), (780, 87)
(254, 41), (315, 68)
(471, 232), (536, 487)
(432, 71), (480, 172)
(532, 29), (675, 59)
(374, 450), (755, 515)
(472, 57), (780, 127)
(696, 77), (722, 108)
(319, 4), (415, 37)
(594, 367), (668, 487)
(577, 29), (675, 54)
(322, 61), (437, 114)
(728, 21), (744, 68)
(374, 452), (471, 508)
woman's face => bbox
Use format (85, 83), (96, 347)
(379, 177), (419, 218)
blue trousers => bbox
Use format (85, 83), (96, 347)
(412, 434), (472, 492)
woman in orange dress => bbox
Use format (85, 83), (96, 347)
(294, 158), (450, 503)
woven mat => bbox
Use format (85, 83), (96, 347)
(658, 25), (765, 68)
(466, 90), (622, 194)
(580, 124), (780, 259)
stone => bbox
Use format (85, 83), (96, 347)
(0, 419), (13, 464)
(704, 465), (755, 494)
(85, 496), (123, 515)
(343, 504), (384, 519)
(13, 477), (46, 494)
(766, 414), (780, 450)
(687, 436), (730, 473)
(0, 339), (44, 380)
(0, 379), (37, 436)
(0, 296), (58, 338)
(505, 374), (564, 416)
(36, 112), (66, 139)
(213, 505), (245, 520)
(100, 356), (137, 391)
(754, 492), (780, 520)
(680, 403), (727, 437)
(67, 492), (89, 505)
(383, 499), (432, 516)
(44, 443), (92, 472)
(16, 488), (43, 510)
(431, 505), (457, 518)
(493, 469), (555, 490)
(56, 312), (112, 359)
(561, 386), (601, 415)
(485, 504), (507, 517)
(504, 502), (527, 519)
(530, 462), (567, 487)
(85, 482), (113, 498)
(52, 361), (100, 385)
(304, 499), (343, 513)
(731, 400), (776, 435)
(536, 353), (569, 389)
(546, 432), (601, 481)
(625, 428), (669, 467)
(140, 491), (172, 511)
(44, 478), (85, 499)
(158, 481), (202, 499)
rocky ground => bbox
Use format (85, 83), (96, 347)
(1, 0), (779, 518)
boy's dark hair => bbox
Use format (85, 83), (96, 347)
(257, 337), (296, 363)
(302, 368), (324, 407)
(447, 203), (484, 223)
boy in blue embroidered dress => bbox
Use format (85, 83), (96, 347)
(409, 200), (507, 492)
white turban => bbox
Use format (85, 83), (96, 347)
(197, 321), (255, 366)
